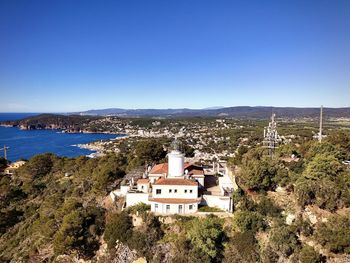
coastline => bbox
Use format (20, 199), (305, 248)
(0, 123), (127, 136)
(74, 134), (128, 157)
(0, 125), (127, 161)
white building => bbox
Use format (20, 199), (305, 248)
(4, 160), (26, 175)
(147, 145), (202, 214)
(149, 178), (201, 214)
(111, 140), (235, 214)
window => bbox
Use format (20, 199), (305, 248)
(166, 205), (170, 213)
(184, 190), (187, 193)
(189, 205), (193, 210)
(156, 189), (161, 195)
(169, 189), (172, 193)
(141, 185), (144, 189)
(174, 189), (177, 193)
(190, 190), (193, 193)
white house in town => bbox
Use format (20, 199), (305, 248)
(4, 160), (26, 175)
(111, 140), (236, 214)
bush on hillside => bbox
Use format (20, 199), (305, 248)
(104, 212), (133, 249)
(269, 224), (300, 257)
(224, 230), (260, 263)
(233, 210), (266, 233)
(316, 214), (350, 254)
(299, 245), (324, 263)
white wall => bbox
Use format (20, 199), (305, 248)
(151, 202), (198, 214)
(149, 174), (163, 184)
(168, 151), (184, 177)
(120, 185), (130, 195)
(218, 174), (235, 195)
(137, 183), (149, 193)
(152, 184), (198, 199)
(126, 193), (150, 206)
(194, 177), (204, 187)
(202, 195), (232, 212)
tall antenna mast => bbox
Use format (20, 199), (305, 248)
(0, 145), (9, 160)
(263, 113), (281, 156)
(319, 105), (323, 142)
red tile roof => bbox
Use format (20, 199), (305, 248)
(153, 178), (198, 186)
(149, 162), (204, 176)
(148, 198), (201, 204)
(149, 163), (168, 174)
(137, 179), (149, 184)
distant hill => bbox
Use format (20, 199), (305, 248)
(74, 106), (350, 119)
(1, 114), (100, 131)
(76, 108), (198, 116)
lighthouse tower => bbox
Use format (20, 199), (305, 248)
(167, 139), (184, 178)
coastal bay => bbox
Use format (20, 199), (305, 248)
(0, 126), (124, 161)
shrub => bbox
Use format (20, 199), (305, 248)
(23, 153), (55, 178)
(104, 212), (133, 249)
(127, 202), (151, 214)
(53, 210), (84, 255)
(238, 157), (279, 191)
(187, 216), (224, 260)
(256, 196), (281, 217)
(224, 231), (260, 262)
(128, 213), (163, 260)
(316, 214), (350, 254)
(292, 216), (313, 237)
(198, 206), (224, 212)
(299, 245), (324, 263)
(269, 224), (300, 257)
(233, 210), (266, 233)
(303, 154), (342, 180)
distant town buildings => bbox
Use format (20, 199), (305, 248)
(4, 160), (26, 175)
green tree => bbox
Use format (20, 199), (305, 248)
(299, 245), (323, 263)
(135, 139), (166, 165)
(325, 131), (350, 159)
(305, 142), (343, 160)
(90, 154), (127, 192)
(22, 153), (55, 178)
(303, 154), (342, 180)
(238, 156), (281, 191)
(256, 196), (281, 217)
(269, 224), (300, 257)
(53, 210), (84, 255)
(233, 210), (266, 233)
(187, 216), (224, 260)
(224, 231), (260, 263)
(316, 214), (350, 254)
(104, 212), (133, 249)
(128, 213), (163, 259)
(229, 145), (248, 165)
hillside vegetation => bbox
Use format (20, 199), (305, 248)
(0, 131), (350, 262)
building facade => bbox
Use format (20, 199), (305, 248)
(111, 140), (235, 214)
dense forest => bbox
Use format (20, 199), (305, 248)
(1, 131), (350, 262)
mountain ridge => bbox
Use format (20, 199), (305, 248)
(73, 106), (350, 118)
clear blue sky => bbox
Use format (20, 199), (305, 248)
(1, 0), (349, 112)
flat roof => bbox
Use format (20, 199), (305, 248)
(153, 178), (198, 186)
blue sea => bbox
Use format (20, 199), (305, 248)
(0, 113), (123, 161)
